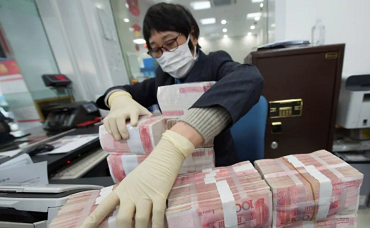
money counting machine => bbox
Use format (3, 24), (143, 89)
(0, 184), (102, 227)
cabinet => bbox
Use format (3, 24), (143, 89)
(250, 44), (345, 158)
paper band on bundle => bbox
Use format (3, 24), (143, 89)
(95, 186), (114, 205)
(125, 123), (146, 154)
(121, 155), (140, 175)
(276, 159), (304, 187)
(216, 180), (238, 228)
(284, 155), (305, 167)
(232, 162), (254, 173)
(283, 155), (333, 221)
(303, 165), (333, 220)
(202, 167), (212, 173)
(108, 208), (119, 228)
(310, 154), (345, 178)
(203, 169), (220, 184)
(190, 174), (203, 227)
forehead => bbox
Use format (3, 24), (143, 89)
(149, 31), (178, 45)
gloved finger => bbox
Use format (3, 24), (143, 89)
(116, 196), (135, 228)
(80, 192), (119, 228)
(140, 107), (153, 116)
(109, 117), (121, 141)
(151, 199), (166, 228)
(103, 117), (112, 135)
(129, 111), (139, 127)
(135, 199), (152, 228)
(116, 113), (129, 140)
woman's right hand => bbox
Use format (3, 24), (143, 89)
(103, 93), (152, 140)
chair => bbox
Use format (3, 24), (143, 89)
(230, 96), (268, 163)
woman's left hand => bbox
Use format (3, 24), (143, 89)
(80, 130), (195, 228)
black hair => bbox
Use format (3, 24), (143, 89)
(143, 3), (201, 51)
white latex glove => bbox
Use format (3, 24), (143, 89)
(104, 92), (151, 140)
(80, 130), (195, 228)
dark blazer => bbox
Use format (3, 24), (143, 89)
(96, 50), (264, 166)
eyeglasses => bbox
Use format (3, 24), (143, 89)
(147, 33), (182, 58)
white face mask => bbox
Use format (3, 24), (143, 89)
(156, 35), (197, 79)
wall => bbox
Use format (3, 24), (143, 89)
(273, 0), (370, 75)
(200, 35), (258, 64)
(0, 0), (59, 100)
(110, 0), (153, 80)
(36, 0), (130, 101)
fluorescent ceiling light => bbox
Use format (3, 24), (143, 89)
(252, 0), (263, 2)
(221, 20), (227, 24)
(123, 18), (130, 23)
(254, 16), (260, 21)
(247, 12), (262, 19)
(190, 1), (211, 10)
(223, 34), (228, 38)
(200, 18), (216, 24)
(222, 28), (227, 32)
(260, 3), (264, 7)
(199, 37), (204, 40)
(250, 25), (256, 29)
(271, 23), (276, 27)
(247, 32), (252, 36)
(133, 38), (146, 44)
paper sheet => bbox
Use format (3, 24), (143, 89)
(0, 161), (48, 184)
(0, 149), (22, 157)
(38, 135), (98, 155)
(0, 153), (33, 171)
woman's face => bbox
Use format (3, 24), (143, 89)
(149, 30), (198, 57)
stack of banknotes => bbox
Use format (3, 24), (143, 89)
(99, 116), (167, 155)
(100, 116), (215, 183)
(50, 152), (363, 228)
(157, 82), (215, 117)
(254, 150), (363, 228)
(107, 148), (215, 183)
(166, 161), (273, 228)
(50, 161), (273, 228)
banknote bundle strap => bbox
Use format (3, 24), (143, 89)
(215, 180), (239, 228)
(310, 153), (345, 179)
(121, 154), (140, 176)
(189, 173), (203, 227)
(283, 155), (333, 221)
(202, 168), (239, 227)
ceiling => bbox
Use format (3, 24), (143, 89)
(142, 0), (267, 39)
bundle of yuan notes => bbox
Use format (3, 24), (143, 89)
(166, 161), (272, 228)
(107, 148), (215, 183)
(99, 116), (167, 155)
(50, 161), (273, 228)
(254, 150), (363, 228)
(157, 82), (215, 117)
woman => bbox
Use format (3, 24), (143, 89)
(82, 2), (263, 228)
